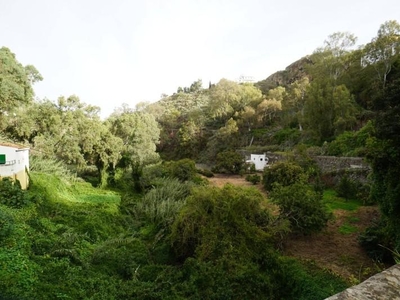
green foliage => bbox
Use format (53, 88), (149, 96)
(270, 183), (330, 234)
(273, 128), (301, 147)
(359, 220), (395, 263)
(130, 178), (191, 229)
(0, 209), (14, 242)
(0, 178), (29, 208)
(336, 173), (358, 200)
(30, 155), (78, 182)
(164, 159), (198, 181)
(245, 174), (261, 185)
(327, 121), (374, 156)
(323, 189), (361, 212)
(262, 161), (306, 191)
(0, 47), (41, 111)
(197, 168), (214, 178)
(170, 184), (286, 260)
(213, 150), (244, 174)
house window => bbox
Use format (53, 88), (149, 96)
(0, 154), (5, 164)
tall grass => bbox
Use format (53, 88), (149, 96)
(30, 155), (78, 183)
(132, 177), (191, 227)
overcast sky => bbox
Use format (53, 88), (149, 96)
(1, 0), (399, 118)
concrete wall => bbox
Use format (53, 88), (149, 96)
(0, 146), (29, 189)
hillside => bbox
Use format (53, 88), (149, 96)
(255, 56), (313, 94)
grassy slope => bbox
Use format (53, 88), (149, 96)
(0, 172), (128, 299)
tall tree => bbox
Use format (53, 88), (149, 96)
(108, 108), (160, 173)
(363, 20), (400, 88)
(0, 47), (42, 112)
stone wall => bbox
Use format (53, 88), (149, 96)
(313, 156), (370, 174)
(325, 264), (400, 300)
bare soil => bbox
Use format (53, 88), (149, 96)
(207, 174), (384, 283)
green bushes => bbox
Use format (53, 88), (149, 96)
(0, 178), (29, 208)
(212, 150), (244, 174)
(270, 183), (330, 234)
(262, 161), (306, 191)
(131, 177), (191, 228)
(170, 184), (284, 260)
(245, 174), (261, 185)
(0, 210), (14, 242)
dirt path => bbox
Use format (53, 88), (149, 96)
(207, 174), (383, 283)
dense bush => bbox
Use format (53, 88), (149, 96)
(197, 168), (214, 178)
(131, 177), (191, 228)
(245, 174), (261, 185)
(0, 178), (29, 208)
(0, 209), (14, 242)
(327, 121), (373, 156)
(262, 161), (306, 191)
(164, 158), (198, 182)
(336, 173), (359, 200)
(212, 150), (244, 174)
(170, 184), (287, 260)
(270, 183), (330, 234)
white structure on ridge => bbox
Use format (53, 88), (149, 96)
(246, 153), (269, 171)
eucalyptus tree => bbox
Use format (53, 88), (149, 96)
(363, 20), (400, 89)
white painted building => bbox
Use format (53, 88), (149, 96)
(0, 143), (30, 189)
(246, 153), (269, 171)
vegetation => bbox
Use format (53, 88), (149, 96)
(0, 19), (400, 298)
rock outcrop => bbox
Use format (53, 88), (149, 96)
(325, 264), (400, 300)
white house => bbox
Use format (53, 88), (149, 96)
(0, 143), (30, 189)
(246, 153), (269, 171)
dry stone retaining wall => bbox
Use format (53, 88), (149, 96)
(325, 264), (400, 300)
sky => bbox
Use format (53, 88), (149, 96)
(1, 0), (399, 118)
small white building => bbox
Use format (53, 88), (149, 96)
(0, 143), (30, 189)
(246, 153), (269, 171)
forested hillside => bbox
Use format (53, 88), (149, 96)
(0, 20), (399, 299)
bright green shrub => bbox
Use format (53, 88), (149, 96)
(262, 161), (306, 191)
(270, 183), (330, 234)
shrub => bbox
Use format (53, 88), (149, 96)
(197, 168), (214, 178)
(270, 183), (330, 234)
(213, 150), (244, 174)
(336, 173), (358, 201)
(245, 174), (261, 185)
(164, 158), (198, 182)
(0, 178), (29, 208)
(170, 184), (286, 261)
(0, 210), (14, 242)
(262, 161), (306, 191)
(132, 177), (191, 228)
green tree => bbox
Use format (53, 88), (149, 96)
(262, 161), (306, 191)
(368, 77), (400, 252)
(270, 183), (329, 234)
(363, 20), (400, 89)
(214, 150), (244, 174)
(0, 47), (42, 112)
(170, 184), (285, 260)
